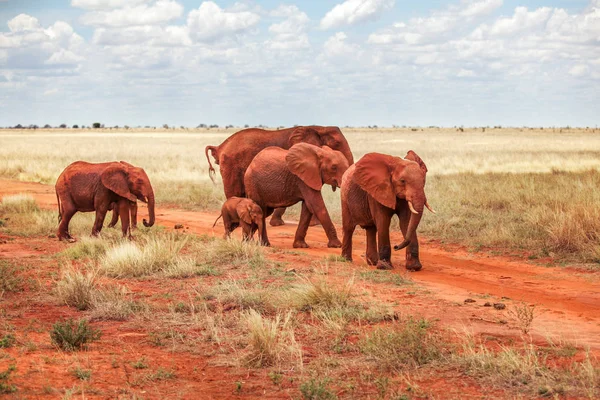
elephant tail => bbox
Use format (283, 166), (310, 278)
(212, 213), (222, 228)
(205, 145), (218, 184)
(56, 192), (62, 223)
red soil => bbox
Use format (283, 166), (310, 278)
(1, 179), (599, 398)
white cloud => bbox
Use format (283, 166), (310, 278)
(71, 0), (149, 10)
(267, 5), (310, 50)
(43, 88), (58, 96)
(320, 0), (395, 30)
(45, 49), (85, 65)
(187, 1), (260, 42)
(8, 14), (41, 32)
(569, 64), (589, 77)
(80, 0), (183, 27)
(460, 0), (503, 18)
(487, 6), (553, 36)
(93, 25), (191, 46)
(322, 32), (361, 59)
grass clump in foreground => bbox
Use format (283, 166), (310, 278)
(243, 309), (302, 368)
(299, 377), (337, 400)
(0, 365), (17, 394)
(98, 234), (196, 278)
(359, 317), (445, 371)
(50, 318), (101, 351)
(199, 237), (267, 269)
(0, 261), (22, 293)
(55, 267), (143, 320)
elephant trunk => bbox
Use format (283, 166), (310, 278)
(143, 190), (155, 227)
(394, 198), (424, 251)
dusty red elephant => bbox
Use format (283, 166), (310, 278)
(340, 151), (435, 271)
(212, 197), (264, 242)
(55, 161), (155, 241)
(244, 143), (349, 248)
(205, 125), (354, 226)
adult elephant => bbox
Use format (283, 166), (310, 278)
(340, 151), (435, 271)
(244, 143), (349, 248)
(55, 161), (155, 241)
(205, 125), (354, 226)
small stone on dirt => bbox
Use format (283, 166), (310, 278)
(483, 302), (492, 307)
(285, 268), (296, 274)
(464, 298), (476, 303)
(493, 303), (506, 310)
(174, 224), (184, 229)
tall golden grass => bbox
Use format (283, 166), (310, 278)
(2, 127), (600, 263)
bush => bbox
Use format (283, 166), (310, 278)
(92, 122), (101, 129)
(55, 268), (96, 310)
(0, 365), (16, 394)
(0, 261), (22, 293)
(50, 319), (101, 351)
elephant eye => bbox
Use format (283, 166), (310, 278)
(400, 179), (406, 184)
(331, 165), (338, 171)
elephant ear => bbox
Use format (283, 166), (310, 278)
(236, 202), (253, 224)
(404, 150), (428, 176)
(100, 165), (137, 202)
(354, 153), (397, 209)
(287, 126), (320, 147)
(286, 143), (323, 191)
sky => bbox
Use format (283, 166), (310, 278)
(0, 0), (598, 127)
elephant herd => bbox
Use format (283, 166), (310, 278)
(54, 125), (433, 271)
(205, 125), (434, 271)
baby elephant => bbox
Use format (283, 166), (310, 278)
(213, 197), (264, 241)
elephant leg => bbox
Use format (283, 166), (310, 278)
(108, 206), (119, 228)
(130, 201), (138, 230)
(375, 213), (393, 270)
(118, 199), (132, 239)
(241, 221), (252, 241)
(259, 208), (271, 246)
(399, 207), (422, 271)
(293, 202), (311, 248)
(270, 207), (286, 226)
(302, 190), (341, 248)
(341, 221), (356, 262)
(365, 226), (378, 266)
(92, 203), (109, 237)
(308, 214), (321, 227)
(58, 204), (77, 242)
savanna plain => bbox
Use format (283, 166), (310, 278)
(0, 127), (599, 399)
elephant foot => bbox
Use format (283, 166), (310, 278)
(365, 254), (378, 266)
(327, 238), (342, 248)
(341, 253), (352, 262)
(293, 240), (309, 248)
(270, 217), (285, 227)
(108, 223), (116, 228)
(406, 259), (422, 272)
(261, 241), (271, 247)
(376, 260), (394, 270)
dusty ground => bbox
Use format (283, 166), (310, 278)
(1, 179), (599, 399)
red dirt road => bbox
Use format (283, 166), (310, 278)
(2, 179), (600, 350)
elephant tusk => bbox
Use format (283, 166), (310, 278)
(408, 201), (419, 215)
(425, 201), (436, 214)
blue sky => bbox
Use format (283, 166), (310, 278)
(0, 0), (598, 127)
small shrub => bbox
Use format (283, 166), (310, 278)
(299, 378), (337, 400)
(359, 317), (444, 370)
(50, 319), (101, 351)
(509, 303), (538, 334)
(0, 194), (39, 213)
(132, 357), (149, 370)
(90, 285), (143, 321)
(288, 277), (353, 312)
(0, 334), (16, 348)
(0, 365), (17, 394)
(71, 367), (91, 381)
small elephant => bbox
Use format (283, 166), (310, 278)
(55, 161), (155, 241)
(107, 200), (138, 230)
(340, 151), (434, 271)
(212, 197), (264, 241)
(244, 143), (350, 248)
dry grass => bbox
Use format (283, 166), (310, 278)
(456, 338), (600, 398)
(98, 234), (195, 278)
(243, 309), (302, 369)
(0, 194), (39, 213)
